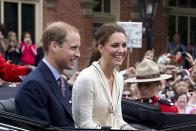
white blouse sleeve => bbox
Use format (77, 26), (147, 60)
(116, 74), (129, 129)
(72, 73), (100, 128)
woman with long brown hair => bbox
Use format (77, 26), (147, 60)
(72, 23), (135, 130)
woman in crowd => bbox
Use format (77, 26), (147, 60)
(186, 88), (196, 114)
(122, 86), (133, 100)
(143, 49), (154, 60)
(72, 23), (136, 130)
(6, 31), (21, 65)
(0, 24), (8, 58)
(20, 32), (37, 65)
(173, 79), (189, 96)
(175, 93), (189, 114)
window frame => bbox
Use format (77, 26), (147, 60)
(0, 0), (43, 44)
(167, 0), (196, 44)
(93, 0), (120, 24)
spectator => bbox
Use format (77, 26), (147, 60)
(130, 83), (140, 100)
(15, 21), (80, 128)
(175, 93), (189, 114)
(20, 32), (37, 65)
(143, 49), (154, 60)
(0, 53), (32, 82)
(173, 80), (189, 96)
(6, 31), (21, 65)
(190, 69), (196, 85)
(66, 71), (80, 86)
(166, 33), (186, 56)
(0, 23), (8, 58)
(120, 66), (136, 79)
(165, 87), (175, 102)
(72, 23), (135, 130)
(158, 64), (167, 74)
(122, 86), (133, 100)
(182, 52), (194, 69)
(185, 89), (196, 114)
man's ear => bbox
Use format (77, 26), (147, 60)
(50, 41), (58, 53)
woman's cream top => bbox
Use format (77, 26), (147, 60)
(72, 61), (127, 129)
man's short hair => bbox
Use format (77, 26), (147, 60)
(41, 21), (79, 53)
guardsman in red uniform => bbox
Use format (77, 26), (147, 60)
(136, 96), (178, 113)
(0, 54), (31, 82)
(125, 59), (178, 113)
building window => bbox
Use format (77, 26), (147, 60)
(168, 15), (196, 45)
(0, 0), (42, 44)
(178, 16), (188, 44)
(169, 0), (196, 8)
(0, 2), (1, 22)
(178, 0), (189, 7)
(93, 0), (111, 13)
(4, 2), (18, 36)
(191, 0), (196, 8)
(168, 0), (196, 45)
(169, 0), (176, 6)
(22, 4), (35, 42)
(168, 15), (176, 41)
(93, 0), (119, 34)
(190, 17), (196, 44)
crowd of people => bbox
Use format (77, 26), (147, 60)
(0, 21), (195, 130)
(122, 37), (196, 114)
(0, 24), (41, 66)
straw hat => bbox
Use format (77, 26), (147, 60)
(125, 59), (172, 83)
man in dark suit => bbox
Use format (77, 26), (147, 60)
(15, 21), (81, 128)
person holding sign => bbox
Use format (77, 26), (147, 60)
(72, 23), (136, 130)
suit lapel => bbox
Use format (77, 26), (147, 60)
(50, 81), (72, 116)
(39, 61), (72, 117)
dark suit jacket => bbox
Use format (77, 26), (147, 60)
(15, 61), (74, 128)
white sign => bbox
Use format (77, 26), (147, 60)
(117, 22), (143, 48)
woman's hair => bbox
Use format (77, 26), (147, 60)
(22, 32), (31, 41)
(144, 49), (154, 60)
(175, 92), (189, 102)
(88, 23), (126, 66)
(0, 23), (7, 38)
(7, 31), (17, 41)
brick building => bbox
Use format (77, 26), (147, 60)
(0, 0), (196, 70)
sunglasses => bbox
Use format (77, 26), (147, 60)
(122, 94), (131, 97)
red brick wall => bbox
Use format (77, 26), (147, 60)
(43, 0), (167, 70)
(153, 4), (168, 58)
(78, 16), (94, 70)
(43, 0), (93, 69)
(43, 0), (81, 27)
(120, 2), (168, 70)
(120, 0), (131, 21)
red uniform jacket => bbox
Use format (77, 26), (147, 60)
(151, 96), (178, 113)
(0, 54), (30, 82)
(138, 96), (178, 113)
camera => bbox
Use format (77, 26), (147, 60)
(182, 52), (187, 57)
